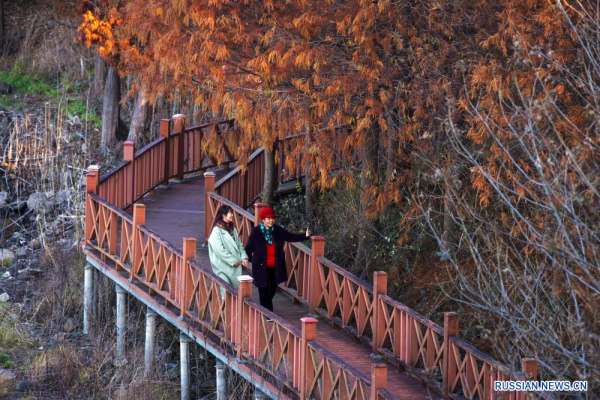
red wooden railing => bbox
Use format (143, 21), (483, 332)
(98, 118), (238, 210)
(214, 147), (266, 209)
(84, 201), (386, 399)
(84, 115), (540, 400)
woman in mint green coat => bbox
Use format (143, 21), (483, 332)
(208, 205), (249, 290)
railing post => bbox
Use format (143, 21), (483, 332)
(123, 141), (135, 207)
(489, 367), (499, 400)
(159, 118), (171, 186)
(520, 358), (538, 400)
(372, 271), (388, 356)
(181, 238), (196, 318)
(173, 114), (186, 181)
(204, 171), (216, 244)
(443, 312), (459, 397)
(308, 236), (326, 314)
(85, 165), (100, 245)
(130, 204), (146, 281)
(370, 363), (387, 400)
(253, 202), (269, 227)
(236, 275), (253, 359)
(521, 358), (537, 380)
(300, 317), (317, 400)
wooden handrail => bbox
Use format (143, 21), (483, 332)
(316, 255), (374, 290)
(99, 160), (130, 184)
(134, 136), (166, 158)
(214, 147), (264, 190)
(206, 192), (254, 219)
(184, 119), (235, 132)
(379, 294), (444, 334)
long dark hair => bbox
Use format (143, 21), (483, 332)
(213, 205), (233, 228)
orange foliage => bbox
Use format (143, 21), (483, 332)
(80, 0), (598, 255)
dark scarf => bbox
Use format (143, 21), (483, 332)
(216, 220), (235, 238)
(260, 222), (274, 245)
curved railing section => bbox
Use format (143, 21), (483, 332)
(97, 119), (238, 210)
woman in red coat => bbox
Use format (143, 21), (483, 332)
(245, 207), (311, 317)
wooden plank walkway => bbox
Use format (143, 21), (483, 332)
(141, 175), (434, 399)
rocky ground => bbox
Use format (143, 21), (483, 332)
(0, 192), (82, 396)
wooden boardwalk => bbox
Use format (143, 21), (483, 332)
(84, 119), (535, 400)
(141, 175), (433, 399)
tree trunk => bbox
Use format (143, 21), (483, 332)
(441, 179), (454, 251)
(441, 165), (458, 251)
(171, 87), (180, 117)
(354, 127), (379, 269)
(305, 135), (315, 223)
(101, 67), (121, 149)
(127, 85), (150, 144)
(263, 145), (276, 206)
(93, 54), (108, 104)
(0, 0), (5, 45)
(305, 164), (315, 222)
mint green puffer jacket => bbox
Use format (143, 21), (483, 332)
(208, 225), (248, 289)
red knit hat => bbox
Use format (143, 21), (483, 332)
(259, 207), (277, 220)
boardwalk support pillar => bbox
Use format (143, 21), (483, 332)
(180, 333), (192, 400)
(115, 285), (127, 364)
(308, 236), (326, 314)
(83, 264), (94, 335)
(253, 386), (267, 399)
(371, 363), (387, 399)
(443, 312), (459, 396)
(204, 172), (216, 244)
(216, 359), (227, 399)
(144, 309), (157, 377)
(300, 317), (317, 400)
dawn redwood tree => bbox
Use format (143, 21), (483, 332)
(78, 0), (125, 149)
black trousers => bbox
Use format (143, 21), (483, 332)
(258, 267), (277, 312)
